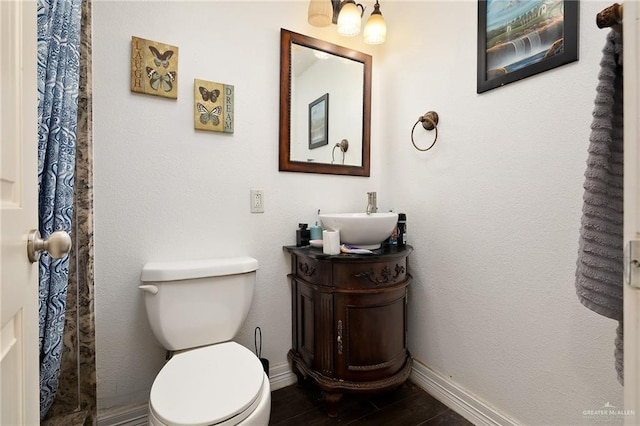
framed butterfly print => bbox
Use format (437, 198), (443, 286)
(130, 36), (179, 99)
(194, 79), (234, 133)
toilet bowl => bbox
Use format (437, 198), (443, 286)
(148, 343), (271, 426)
(140, 257), (270, 426)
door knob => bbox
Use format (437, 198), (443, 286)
(27, 229), (72, 263)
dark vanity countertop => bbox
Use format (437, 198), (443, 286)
(283, 244), (413, 261)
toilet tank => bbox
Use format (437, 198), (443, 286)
(140, 256), (259, 351)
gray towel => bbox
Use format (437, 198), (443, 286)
(575, 30), (623, 385)
(616, 321), (624, 385)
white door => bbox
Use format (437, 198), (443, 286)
(0, 0), (39, 424)
(624, 1), (640, 424)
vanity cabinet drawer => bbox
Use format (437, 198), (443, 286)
(293, 255), (331, 286)
(333, 258), (407, 289)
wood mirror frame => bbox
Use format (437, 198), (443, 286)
(279, 28), (372, 176)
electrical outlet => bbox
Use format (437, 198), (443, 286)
(250, 189), (265, 213)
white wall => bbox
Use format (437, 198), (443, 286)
(378, 1), (622, 425)
(93, 1), (623, 424)
(93, 0), (383, 410)
(292, 57), (363, 165)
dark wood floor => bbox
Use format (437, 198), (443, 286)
(269, 380), (474, 426)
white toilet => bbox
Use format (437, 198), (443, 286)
(139, 256), (271, 426)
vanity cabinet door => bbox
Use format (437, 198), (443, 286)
(333, 283), (408, 382)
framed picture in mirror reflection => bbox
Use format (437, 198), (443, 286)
(309, 93), (329, 149)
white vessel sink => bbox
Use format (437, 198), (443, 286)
(319, 212), (398, 249)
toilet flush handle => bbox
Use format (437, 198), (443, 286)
(139, 285), (159, 295)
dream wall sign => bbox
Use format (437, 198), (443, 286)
(194, 79), (234, 133)
(130, 36), (179, 99)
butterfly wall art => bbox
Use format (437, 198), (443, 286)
(194, 79), (234, 134)
(130, 36), (179, 99)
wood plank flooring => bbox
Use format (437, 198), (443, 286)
(269, 380), (474, 426)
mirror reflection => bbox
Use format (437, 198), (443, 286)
(291, 44), (363, 166)
(279, 29), (371, 176)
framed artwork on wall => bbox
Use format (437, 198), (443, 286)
(130, 36), (179, 99)
(308, 93), (329, 150)
(193, 78), (234, 134)
(477, 0), (579, 93)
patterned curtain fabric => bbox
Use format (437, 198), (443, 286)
(41, 1), (96, 424)
(37, 0), (83, 419)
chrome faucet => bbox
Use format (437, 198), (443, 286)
(366, 192), (378, 215)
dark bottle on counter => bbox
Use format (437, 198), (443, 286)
(397, 213), (407, 248)
(296, 223), (311, 247)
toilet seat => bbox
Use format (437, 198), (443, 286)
(150, 342), (266, 426)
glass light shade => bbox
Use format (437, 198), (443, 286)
(363, 12), (386, 44)
(308, 0), (332, 27)
(337, 2), (361, 36)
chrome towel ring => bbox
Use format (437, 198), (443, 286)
(411, 111), (439, 152)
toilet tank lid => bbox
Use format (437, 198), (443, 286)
(140, 256), (259, 282)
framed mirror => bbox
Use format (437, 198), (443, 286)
(279, 29), (372, 176)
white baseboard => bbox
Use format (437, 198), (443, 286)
(96, 362), (296, 425)
(410, 360), (520, 426)
(97, 402), (148, 426)
(267, 361), (298, 391)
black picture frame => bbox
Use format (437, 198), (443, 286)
(477, 0), (579, 93)
(308, 93), (329, 149)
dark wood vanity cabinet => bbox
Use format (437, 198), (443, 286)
(284, 245), (413, 416)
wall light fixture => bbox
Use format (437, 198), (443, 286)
(307, 0), (387, 45)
